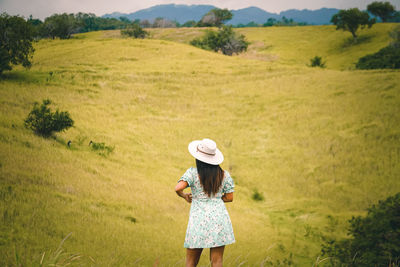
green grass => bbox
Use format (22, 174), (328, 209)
(0, 24), (399, 266)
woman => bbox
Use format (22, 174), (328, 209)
(175, 138), (235, 267)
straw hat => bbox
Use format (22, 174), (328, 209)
(188, 138), (224, 165)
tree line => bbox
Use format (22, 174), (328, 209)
(13, 1), (400, 41)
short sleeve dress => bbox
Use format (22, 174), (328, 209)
(178, 167), (235, 248)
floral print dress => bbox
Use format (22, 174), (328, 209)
(178, 167), (235, 248)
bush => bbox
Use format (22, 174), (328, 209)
(321, 193), (400, 266)
(252, 189), (264, 201)
(190, 25), (248, 56)
(24, 99), (74, 137)
(90, 141), (114, 156)
(356, 45), (400, 69)
(121, 23), (148, 38)
(309, 56), (326, 68)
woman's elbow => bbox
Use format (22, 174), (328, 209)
(223, 194), (233, 202)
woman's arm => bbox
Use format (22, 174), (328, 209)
(222, 192), (233, 202)
(175, 181), (192, 203)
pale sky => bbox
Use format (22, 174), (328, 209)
(1, 0), (399, 20)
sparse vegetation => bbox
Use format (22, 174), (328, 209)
(24, 99), (74, 137)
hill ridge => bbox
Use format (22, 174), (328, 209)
(102, 4), (339, 25)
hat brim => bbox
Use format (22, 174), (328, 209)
(188, 140), (224, 165)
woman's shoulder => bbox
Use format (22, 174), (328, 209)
(224, 170), (232, 179)
(185, 167), (198, 177)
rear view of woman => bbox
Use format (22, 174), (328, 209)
(175, 138), (235, 267)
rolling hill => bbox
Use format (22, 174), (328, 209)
(0, 24), (399, 266)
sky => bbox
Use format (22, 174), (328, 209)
(1, 0), (399, 20)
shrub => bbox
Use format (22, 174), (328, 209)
(24, 99), (74, 137)
(121, 23), (148, 38)
(356, 45), (400, 69)
(190, 25), (248, 56)
(309, 56), (326, 68)
(321, 193), (400, 266)
(252, 189), (264, 201)
(90, 141), (114, 156)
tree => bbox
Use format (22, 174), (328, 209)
(27, 15), (43, 38)
(321, 193), (400, 266)
(190, 25), (248, 56)
(331, 8), (376, 40)
(121, 23), (148, 38)
(152, 17), (176, 28)
(119, 16), (131, 24)
(263, 18), (277, 27)
(199, 8), (233, 27)
(182, 20), (197, 27)
(139, 19), (151, 28)
(388, 11), (400, 22)
(24, 99), (74, 137)
(0, 13), (35, 75)
(367, 1), (396, 22)
(42, 13), (80, 39)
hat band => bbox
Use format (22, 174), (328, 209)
(197, 145), (216, 156)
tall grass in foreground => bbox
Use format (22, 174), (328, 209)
(0, 25), (399, 265)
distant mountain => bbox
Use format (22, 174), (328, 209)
(103, 4), (216, 24)
(229, 7), (280, 25)
(279, 8), (340, 25)
(102, 4), (340, 25)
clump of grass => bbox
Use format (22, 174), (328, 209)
(89, 141), (114, 156)
(125, 216), (137, 223)
(26, 233), (89, 266)
(252, 189), (264, 201)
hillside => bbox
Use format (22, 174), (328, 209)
(0, 25), (399, 266)
(148, 23), (395, 70)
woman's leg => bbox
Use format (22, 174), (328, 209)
(186, 248), (203, 267)
(210, 246), (225, 267)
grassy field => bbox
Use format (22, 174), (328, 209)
(0, 24), (399, 266)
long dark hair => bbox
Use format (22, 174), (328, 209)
(196, 159), (224, 197)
